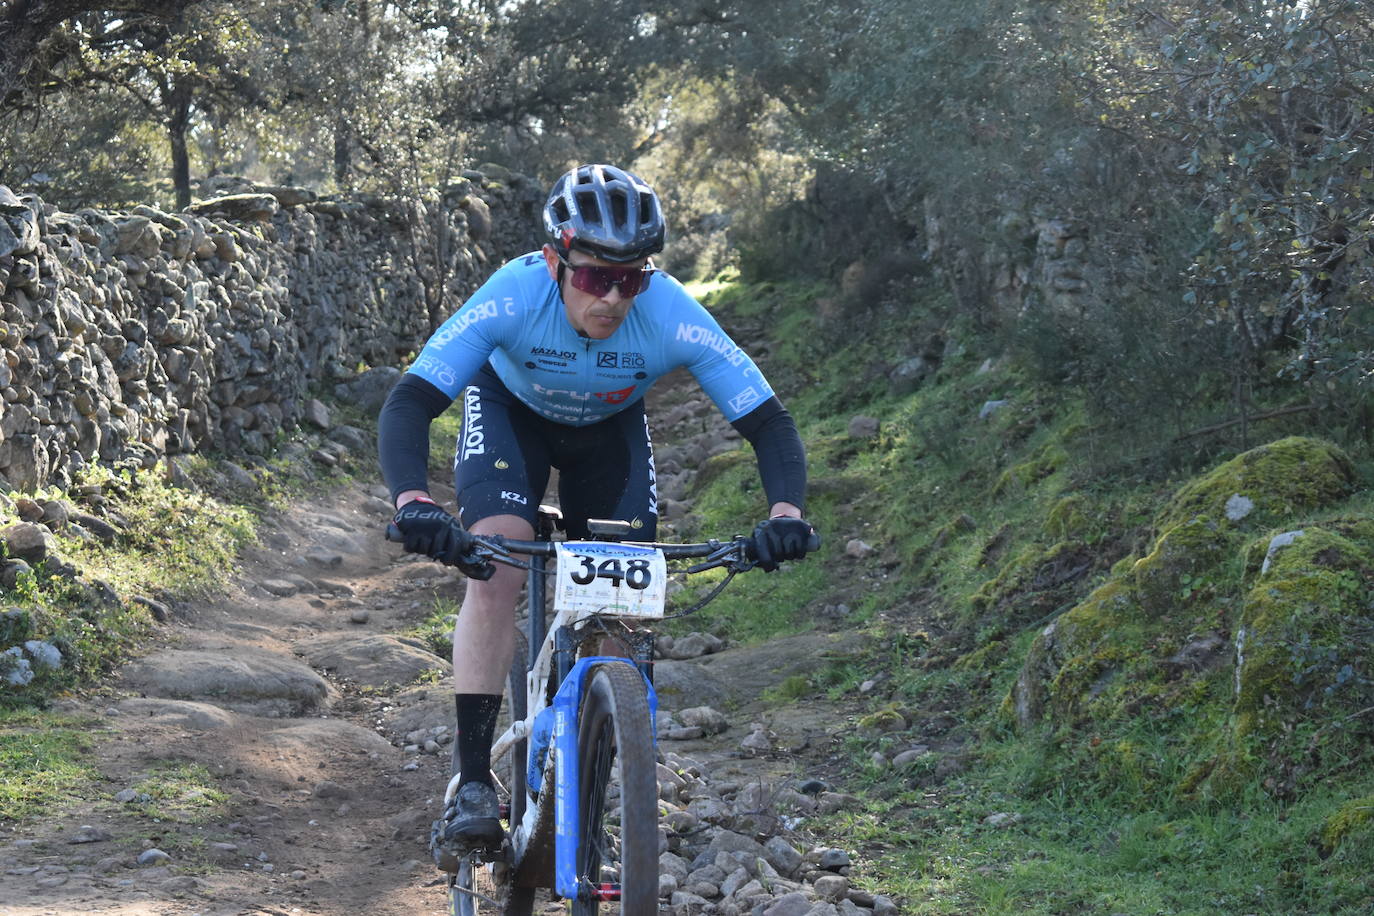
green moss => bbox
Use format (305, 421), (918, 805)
(1008, 578), (1139, 727)
(857, 706), (908, 733)
(1230, 525), (1374, 769)
(993, 443), (1067, 496)
(954, 639), (1008, 672)
(1320, 796), (1374, 854)
(1044, 494), (1089, 540)
(1131, 516), (1232, 616)
(969, 540), (1096, 627)
(1159, 436), (1356, 532)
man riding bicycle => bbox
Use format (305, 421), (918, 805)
(378, 163), (815, 857)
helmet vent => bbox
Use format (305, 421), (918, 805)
(610, 191), (629, 230)
(574, 190), (600, 224)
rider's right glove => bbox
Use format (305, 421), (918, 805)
(751, 516), (819, 573)
(392, 498), (495, 580)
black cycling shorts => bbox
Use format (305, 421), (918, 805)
(452, 364), (659, 540)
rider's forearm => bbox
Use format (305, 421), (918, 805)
(769, 502), (803, 519)
(731, 398), (807, 512)
(378, 374), (453, 504)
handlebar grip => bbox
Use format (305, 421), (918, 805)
(742, 526), (823, 564)
(386, 522), (403, 543)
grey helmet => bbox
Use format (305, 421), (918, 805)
(543, 164), (665, 263)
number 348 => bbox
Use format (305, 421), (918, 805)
(569, 556), (653, 589)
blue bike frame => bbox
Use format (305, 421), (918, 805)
(550, 656), (658, 898)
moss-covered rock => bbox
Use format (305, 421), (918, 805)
(1320, 794), (1374, 855)
(1158, 436), (1355, 533)
(1008, 578), (1140, 727)
(993, 442), (1067, 496)
(969, 540), (1097, 627)
(1131, 515), (1231, 616)
(1007, 436), (1369, 803)
(1043, 494), (1089, 540)
(1227, 523), (1374, 786)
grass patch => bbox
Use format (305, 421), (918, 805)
(0, 709), (96, 822)
(1, 463), (262, 705)
(127, 762), (230, 823)
(407, 598), (460, 659)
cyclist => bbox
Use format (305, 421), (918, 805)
(378, 163), (816, 857)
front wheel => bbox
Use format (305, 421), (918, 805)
(571, 663), (659, 916)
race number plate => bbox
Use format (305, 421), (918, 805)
(553, 541), (668, 618)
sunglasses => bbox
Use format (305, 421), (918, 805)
(557, 254), (654, 298)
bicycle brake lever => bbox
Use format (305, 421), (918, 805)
(688, 541), (754, 574)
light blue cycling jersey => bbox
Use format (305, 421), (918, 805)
(406, 251), (774, 426)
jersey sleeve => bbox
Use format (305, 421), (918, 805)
(405, 259), (530, 398)
(663, 285), (775, 422)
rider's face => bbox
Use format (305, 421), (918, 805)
(543, 244), (648, 340)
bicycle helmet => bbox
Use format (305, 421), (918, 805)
(543, 164), (665, 263)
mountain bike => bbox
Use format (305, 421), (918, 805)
(409, 507), (818, 915)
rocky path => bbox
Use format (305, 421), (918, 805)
(1, 374), (904, 916)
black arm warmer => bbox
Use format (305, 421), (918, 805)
(729, 397), (808, 512)
(377, 374), (453, 504)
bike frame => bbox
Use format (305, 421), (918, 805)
(425, 512), (810, 908)
(488, 513), (662, 901)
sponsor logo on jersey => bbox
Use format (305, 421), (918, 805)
(500, 490), (528, 505)
(675, 323), (747, 367)
(431, 299), (500, 345)
(593, 385), (636, 405)
(728, 386), (763, 415)
(644, 415), (658, 517)
(494, 458), (510, 470)
(598, 351), (647, 369)
(413, 355), (458, 390)
(461, 387), (485, 460)
(533, 383), (593, 401)
(531, 346), (577, 362)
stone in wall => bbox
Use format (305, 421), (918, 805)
(0, 171), (543, 492)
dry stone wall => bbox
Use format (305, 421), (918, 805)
(0, 173), (543, 492)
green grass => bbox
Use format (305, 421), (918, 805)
(127, 762), (230, 823)
(408, 598), (461, 659)
(0, 402), (378, 706)
(691, 275), (1374, 914)
(840, 769), (1374, 915)
(0, 709), (96, 822)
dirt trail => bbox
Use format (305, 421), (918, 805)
(2, 364), (879, 915)
(1, 476), (866, 916)
(0, 482), (484, 915)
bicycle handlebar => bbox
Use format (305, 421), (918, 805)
(384, 523), (822, 574)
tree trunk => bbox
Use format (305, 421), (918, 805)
(333, 113), (352, 188)
(167, 81), (193, 209)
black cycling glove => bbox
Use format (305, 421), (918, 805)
(751, 516), (819, 572)
(392, 499), (495, 580)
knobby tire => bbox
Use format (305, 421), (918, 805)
(571, 663), (658, 916)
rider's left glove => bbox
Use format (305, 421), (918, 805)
(392, 498), (495, 580)
(751, 516), (819, 572)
